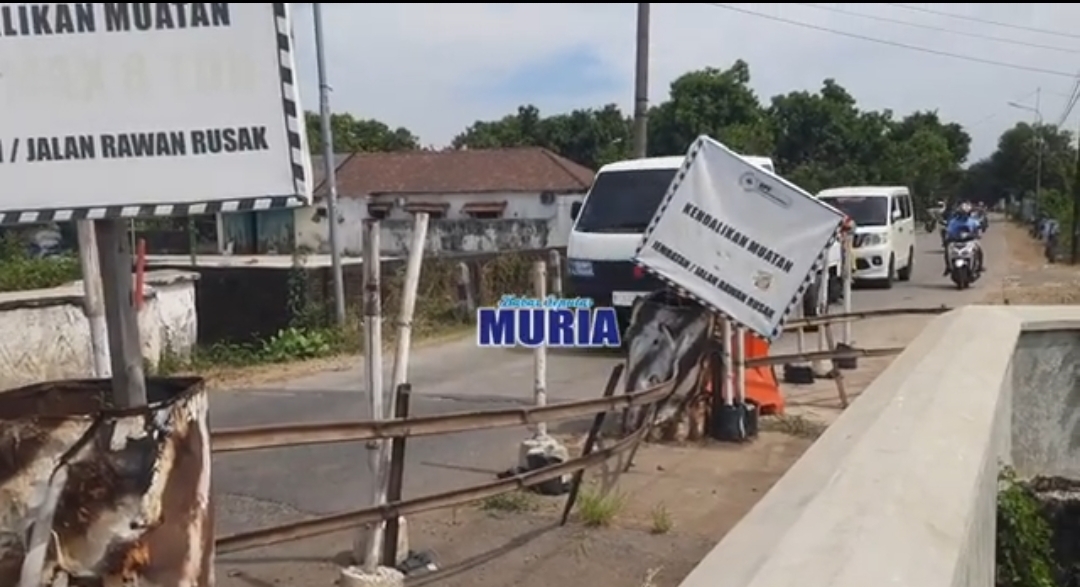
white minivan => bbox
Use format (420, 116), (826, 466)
(566, 154), (838, 329)
(817, 186), (916, 288)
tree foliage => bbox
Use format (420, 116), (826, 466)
(304, 111), (419, 154)
(451, 60), (972, 214)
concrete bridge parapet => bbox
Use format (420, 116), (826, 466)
(678, 305), (1080, 587)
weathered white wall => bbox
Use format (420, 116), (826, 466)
(294, 191), (585, 255)
(379, 218), (553, 256)
(0, 270), (198, 391)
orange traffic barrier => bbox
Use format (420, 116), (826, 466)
(739, 331), (784, 415)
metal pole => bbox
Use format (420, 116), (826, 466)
(533, 261), (549, 437)
(631, 2), (650, 159)
(313, 2), (346, 327)
(76, 220), (111, 378)
(1072, 121), (1080, 264)
(359, 220), (384, 570)
(95, 219), (148, 408)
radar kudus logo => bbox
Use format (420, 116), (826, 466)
(476, 295), (621, 348)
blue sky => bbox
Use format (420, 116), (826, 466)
(290, 3), (1080, 160)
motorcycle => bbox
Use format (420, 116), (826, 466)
(924, 218), (936, 232)
(946, 234), (980, 290)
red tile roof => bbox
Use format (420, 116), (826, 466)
(315, 147), (595, 198)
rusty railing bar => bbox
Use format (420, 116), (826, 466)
(783, 306), (950, 330)
(745, 346), (905, 368)
(215, 416), (651, 554)
(211, 376), (672, 453)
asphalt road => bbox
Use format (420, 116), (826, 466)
(211, 225), (1008, 535)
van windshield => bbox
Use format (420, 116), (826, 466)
(574, 168), (679, 233)
(821, 196), (889, 227)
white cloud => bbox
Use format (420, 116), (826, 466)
(290, 3), (1080, 161)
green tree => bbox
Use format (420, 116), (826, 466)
(453, 104), (633, 169)
(305, 111), (419, 154)
(448, 59), (970, 201)
(648, 60), (773, 158)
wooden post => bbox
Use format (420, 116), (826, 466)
(720, 318), (734, 405)
(95, 219), (147, 408)
(548, 249), (563, 297)
(823, 324), (850, 408)
(456, 262), (475, 319)
(841, 228), (854, 345)
(734, 325), (746, 404)
(382, 384), (411, 568)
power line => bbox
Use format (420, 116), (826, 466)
(1054, 79), (1080, 128)
(797, 3), (1080, 55)
(969, 89), (1039, 128)
(704, 4), (1076, 79)
(885, 3), (1080, 42)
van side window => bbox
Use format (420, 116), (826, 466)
(900, 195), (913, 219)
(891, 197), (901, 218)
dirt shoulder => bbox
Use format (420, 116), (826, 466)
(216, 432), (813, 587)
(985, 221), (1080, 305)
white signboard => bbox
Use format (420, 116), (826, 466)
(634, 136), (844, 341)
(0, 3), (311, 224)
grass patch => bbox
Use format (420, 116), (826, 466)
(759, 414), (828, 439)
(577, 489), (624, 528)
(480, 491), (538, 513)
(649, 503), (673, 535)
(0, 234), (81, 293)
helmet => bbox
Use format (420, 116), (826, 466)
(959, 202), (972, 214)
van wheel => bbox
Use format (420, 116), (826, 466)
(882, 255), (895, 289)
(897, 247), (913, 282)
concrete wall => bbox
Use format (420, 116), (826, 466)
(677, 305), (1080, 587)
(378, 218), (552, 256)
(0, 270), (199, 391)
(293, 192), (585, 255)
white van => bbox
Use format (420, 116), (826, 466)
(566, 154), (837, 328)
(817, 186), (916, 288)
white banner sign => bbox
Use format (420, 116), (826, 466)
(634, 136), (844, 341)
(0, 3), (311, 223)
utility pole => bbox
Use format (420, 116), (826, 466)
(313, 3), (347, 327)
(632, 3), (650, 159)
(1072, 117), (1080, 264)
(1035, 87), (1043, 205)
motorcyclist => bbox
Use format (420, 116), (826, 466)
(943, 202), (984, 276)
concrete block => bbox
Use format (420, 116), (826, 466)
(518, 434), (572, 495)
(518, 434), (569, 469)
(339, 565), (405, 587)
(353, 517), (409, 567)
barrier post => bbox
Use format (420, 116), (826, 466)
(356, 221), (390, 575)
(532, 261), (549, 437)
(516, 262), (567, 480)
(734, 325), (747, 405)
(842, 222), (854, 345)
(811, 268), (831, 377)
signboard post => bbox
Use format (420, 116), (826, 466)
(0, 2), (312, 407)
(633, 136), (843, 342)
